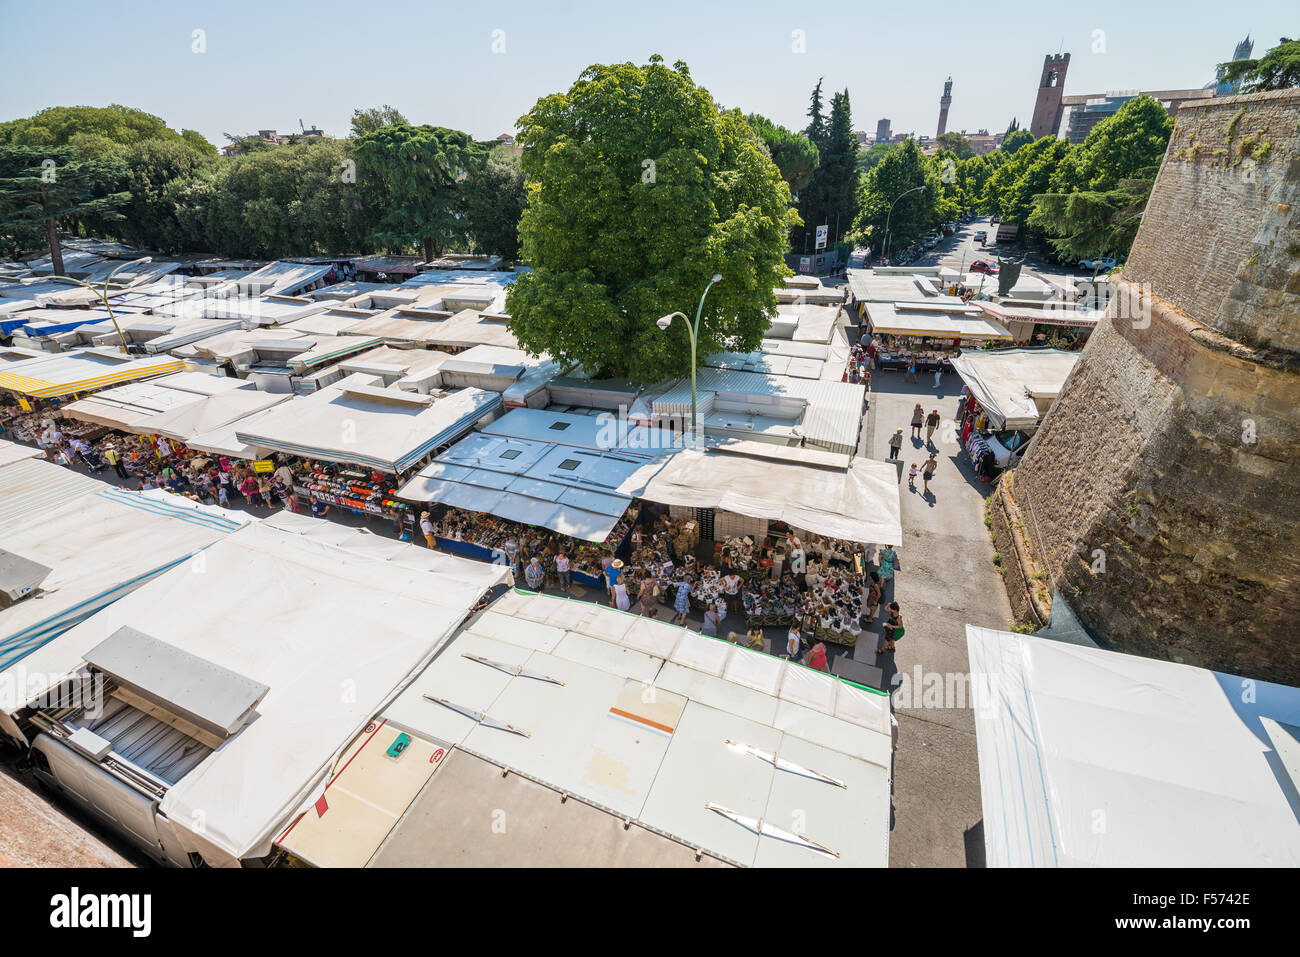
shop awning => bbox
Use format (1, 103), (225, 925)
(864, 302), (1013, 340)
(639, 446), (902, 546)
(0, 350), (186, 399)
(949, 348), (1080, 430)
(397, 430), (649, 542)
(146, 388), (292, 442)
(236, 380), (501, 474)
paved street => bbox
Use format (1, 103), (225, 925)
(907, 216), (1082, 296)
(861, 361), (1014, 867)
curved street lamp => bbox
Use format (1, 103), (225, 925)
(48, 256), (153, 354)
(883, 185), (926, 263)
(656, 273), (723, 434)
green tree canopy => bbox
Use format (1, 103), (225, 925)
(1218, 37), (1300, 92)
(354, 124), (482, 261)
(0, 145), (130, 270)
(350, 105), (410, 138)
(505, 56), (795, 381)
(984, 135), (1072, 223)
(1029, 176), (1152, 260)
(0, 105), (182, 149)
(797, 89), (858, 247)
(745, 114), (818, 196)
(463, 145), (526, 261)
(934, 131), (975, 159)
(851, 139), (938, 255)
(1049, 95), (1171, 192)
(1001, 128), (1034, 154)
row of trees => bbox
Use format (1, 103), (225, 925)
(846, 94), (1172, 262)
(0, 104), (527, 270)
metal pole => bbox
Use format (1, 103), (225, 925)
(690, 277), (720, 434)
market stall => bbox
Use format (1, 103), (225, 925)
(862, 301), (1014, 372)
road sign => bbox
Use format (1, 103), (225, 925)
(815, 225), (828, 250)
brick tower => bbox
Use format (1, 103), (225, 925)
(1000, 89), (1300, 684)
(937, 77), (952, 137)
(1029, 53), (1070, 139)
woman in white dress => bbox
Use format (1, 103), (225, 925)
(613, 579), (631, 612)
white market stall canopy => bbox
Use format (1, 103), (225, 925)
(60, 372), (251, 434)
(949, 348), (1080, 430)
(0, 468), (251, 677)
(0, 349), (186, 399)
(144, 387), (294, 442)
(640, 446), (902, 546)
(864, 301), (1013, 340)
(5, 512), (511, 866)
(967, 625), (1300, 868)
(397, 430), (658, 542)
(235, 379), (501, 473)
(354, 591), (892, 868)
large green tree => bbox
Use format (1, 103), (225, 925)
(1001, 128), (1034, 154)
(1029, 176), (1152, 260)
(505, 57), (795, 381)
(463, 145), (526, 261)
(1218, 37), (1300, 92)
(350, 105), (409, 138)
(745, 114), (818, 197)
(934, 131), (975, 159)
(798, 89), (858, 248)
(983, 136), (1071, 224)
(1048, 95), (1171, 193)
(0, 145), (129, 271)
(851, 139), (939, 256)
(354, 124), (482, 261)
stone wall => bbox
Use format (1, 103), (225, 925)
(1011, 89), (1300, 684)
(1125, 88), (1300, 354)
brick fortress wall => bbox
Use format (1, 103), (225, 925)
(1009, 89), (1300, 683)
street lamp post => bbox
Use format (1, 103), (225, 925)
(656, 273), (723, 436)
(883, 184), (926, 263)
(49, 256), (153, 354)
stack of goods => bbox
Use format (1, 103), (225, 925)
(434, 507), (622, 579)
(742, 576), (802, 627)
(800, 567), (867, 645)
(669, 517), (700, 562)
(688, 567), (726, 615)
(297, 464), (412, 518)
(719, 536), (771, 580)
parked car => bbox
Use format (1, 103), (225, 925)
(942, 224), (955, 235)
(971, 259), (1000, 275)
(974, 230), (988, 242)
(1079, 256), (1117, 272)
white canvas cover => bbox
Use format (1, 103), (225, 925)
(966, 625), (1300, 867)
(949, 349), (1079, 430)
(0, 439), (41, 468)
(639, 449), (902, 546)
(0, 476), (250, 679)
(10, 514), (511, 865)
(145, 388), (291, 442)
(235, 382), (501, 473)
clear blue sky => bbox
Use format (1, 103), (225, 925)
(0, 0), (1292, 146)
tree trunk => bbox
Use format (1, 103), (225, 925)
(46, 218), (64, 275)
(421, 237), (434, 263)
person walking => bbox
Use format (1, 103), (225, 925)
(933, 367), (942, 389)
(906, 361), (917, 383)
(672, 578), (691, 626)
(103, 444), (128, 480)
(866, 571), (882, 620)
(637, 572), (657, 617)
(908, 462), (918, 490)
(555, 551), (572, 595)
(785, 624), (805, 663)
(925, 408), (941, 448)
(910, 403), (924, 439)
(878, 544), (899, 587)
(420, 511), (436, 549)
(701, 605), (721, 636)
(888, 428), (904, 461)
(722, 570), (742, 615)
(922, 454), (938, 494)
(877, 602), (904, 654)
(806, 641), (830, 673)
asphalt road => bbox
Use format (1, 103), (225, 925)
(864, 363), (1014, 868)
